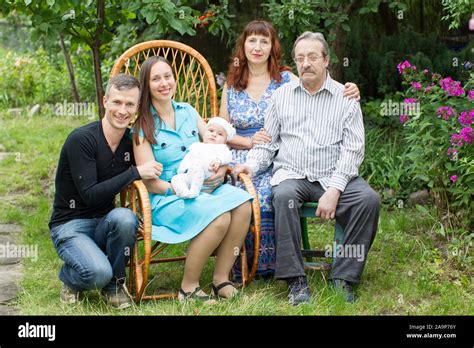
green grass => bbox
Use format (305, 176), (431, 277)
(0, 112), (472, 315)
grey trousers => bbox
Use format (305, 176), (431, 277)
(272, 177), (380, 283)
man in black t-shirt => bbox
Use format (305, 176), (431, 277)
(49, 74), (162, 309)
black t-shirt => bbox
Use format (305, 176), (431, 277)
(49, 121), (141, 229)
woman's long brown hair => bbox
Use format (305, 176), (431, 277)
(226, 20), (287, 91)
(133, 56), (174, 146)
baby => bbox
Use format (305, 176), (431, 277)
(171, 117), (236, 199)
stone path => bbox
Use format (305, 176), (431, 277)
(0, 223), (23, 315)
(0, 143), (26, 314)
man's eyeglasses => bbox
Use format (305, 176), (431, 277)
(294, 54), (326, 64)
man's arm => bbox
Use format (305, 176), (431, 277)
(328, 101), (365, 192)
(66, 131), (141, 207)
(245, 97), (281, 175)
(133, 136), (169, 194)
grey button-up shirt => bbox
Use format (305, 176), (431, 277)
(246, 73), (365, 192)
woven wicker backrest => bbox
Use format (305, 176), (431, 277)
(110, 40), (218, 120)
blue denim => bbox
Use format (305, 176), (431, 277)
(50, 207), (138, 292)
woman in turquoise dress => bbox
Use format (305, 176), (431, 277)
(220, 20), (360, 280)
(132, 56), (252, 301)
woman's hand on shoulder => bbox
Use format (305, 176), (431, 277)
(343, 82), (361, 101)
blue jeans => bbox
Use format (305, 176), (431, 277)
(50, 208), (138, 292)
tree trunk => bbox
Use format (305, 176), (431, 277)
(91, 44), (104, 118)
(379, 2), (398, 35)
(59, 33), (80, 103)
(93, 0), (105, 118)
(330, 0), (363, 82)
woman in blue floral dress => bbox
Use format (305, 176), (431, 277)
(221, 20), (360, 279)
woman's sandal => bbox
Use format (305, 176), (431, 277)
(178, 287), (212, 303)
(212, 281), (238, 299)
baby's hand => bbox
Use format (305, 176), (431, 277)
(209, 159), (222, 172)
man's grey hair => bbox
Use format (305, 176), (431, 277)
(105, 73), (140, 97)
(292, 31), (330, 59)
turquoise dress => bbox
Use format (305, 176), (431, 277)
(133, 100), (252, 244)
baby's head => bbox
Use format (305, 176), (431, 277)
(203, 117), (236, 144)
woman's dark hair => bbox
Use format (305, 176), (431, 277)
(133, 56), (174, 146)
(226, 20), (287, 91)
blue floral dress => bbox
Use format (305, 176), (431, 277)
(228, 70), (291, 279)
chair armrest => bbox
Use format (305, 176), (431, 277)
(226, 168), (261, 285)
(120, 180), (152, 243)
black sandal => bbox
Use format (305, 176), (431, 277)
(212, 281), (237, 299)
(178, 287), (212, 302)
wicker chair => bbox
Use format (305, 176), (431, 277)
(110, 40), (261, 301)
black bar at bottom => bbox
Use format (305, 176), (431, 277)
(0, 315), (472, 346)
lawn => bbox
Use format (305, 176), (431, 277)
(0, 112), (472, 315)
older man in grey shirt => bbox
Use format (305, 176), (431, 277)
(235, 32), (380, 305)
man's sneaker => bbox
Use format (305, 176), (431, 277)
(101, 283), (133, 309)
(332, 278), (355, 303)
(60, 282), (81, 304)
(287, 276), (311, 306)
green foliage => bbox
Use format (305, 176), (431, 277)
(263, 0), (408, 67)
(128, 0), (199, 36)
(360, 127), (421, 203)
(398, 61), (473, 227)
(343, 22), (473, 99)
(199, 1), (237, 47)
(263, 0), (326, 63)
(441, 0), (474, 29)
(362, 97), (403, 130)
(0, 48), (71, 107)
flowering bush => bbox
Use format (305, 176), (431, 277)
(398, 60), (473, 225)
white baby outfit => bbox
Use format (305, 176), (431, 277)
(171, 142), (233, 198)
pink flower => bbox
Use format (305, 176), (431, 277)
(437, 106), (455, 120)
(468, 90), (474, 101)
(451, 132), (464, 147)
(450, 175), (457, 183)
(399, 115), (408, 124)
(440, 77), (465, 97)
(411, 82), (421, 90)
(423, 69), (429, 74)
(404, 98), (417, 104)
(460, 127), (473, 144)
(452, 127), (473, 146)
(459, 110), (473, 125)
(397, 60), (412, 74)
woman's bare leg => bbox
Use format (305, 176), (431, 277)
(213, 201), (252, 297)
(180, 212), (231, 292)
